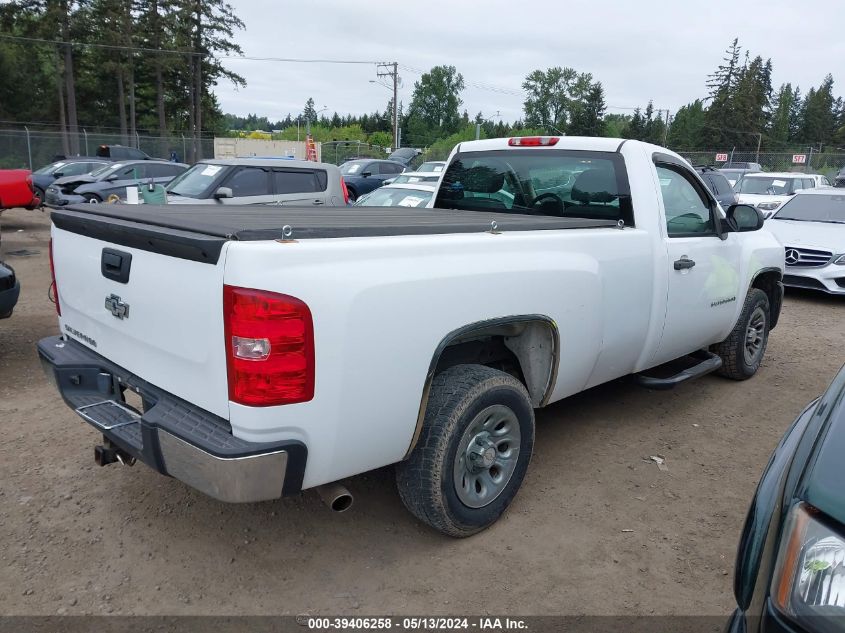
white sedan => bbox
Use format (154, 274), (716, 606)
(765, 189), (845, 294)
(353, 183), (435, 208)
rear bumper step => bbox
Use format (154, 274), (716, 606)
(635, 350), (723, 390)
(37, 335), (307, 502)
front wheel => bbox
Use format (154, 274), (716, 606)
(86, 194), (102, 204)
(712, 288), (770, 380)
(396, 364), (535, 537)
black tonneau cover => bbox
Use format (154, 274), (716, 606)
(52, 204), (618, 264)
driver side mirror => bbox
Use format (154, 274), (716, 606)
(213, 186), (233, 200)
(53, 172), (64, 178)
(361, 171), (371, 178)
(105, 175), (119, 182)
(727, 203), (765, 231)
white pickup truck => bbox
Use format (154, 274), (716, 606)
(39, 136), (785, 537)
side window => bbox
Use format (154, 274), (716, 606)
(147, 164), (183, 178)
(273, 170), (319, 194)
(226, 167), (270, 197)
(656, 164), (715, 236)
(712, 174), (731, 196)
(144, 164), (165, 178)
(119, 164), (143, 179)
(363, 163), (380, 175)
(383, 162), (403, 174)
(823, 177), (831, 186)
(803, 178), (815, 189)
(165, 165), (186, 178)
(61, 162), (93, 176)
(315, 170), (328, 190)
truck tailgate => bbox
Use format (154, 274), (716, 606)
(51, 223), (230, 419)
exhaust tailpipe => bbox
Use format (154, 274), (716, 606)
(315, 483), (353, 512)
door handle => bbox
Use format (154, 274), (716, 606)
(312, 199), (325, 205)
(673, 257), (696, 270)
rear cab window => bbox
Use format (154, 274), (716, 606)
(434, 149), (633, 225)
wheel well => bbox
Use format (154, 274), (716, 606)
(432, 317), (558, 408)
(404, 317), (558, 459)
(751, 270), (783, 329)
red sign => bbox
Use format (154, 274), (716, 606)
(715, 153), (729, 162)
(792, 154), (807, 164)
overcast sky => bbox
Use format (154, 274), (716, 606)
(216, 0), (843, 124)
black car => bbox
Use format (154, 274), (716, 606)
(95, 144), (152, 160)
(835, 168), (845, 188)
(696, 165), (739, 208)
(728, 364), (845, 633)
(0, 260), (20, 319)
(31, 157), (110, 202)
(387, 147), (422, 167)
(340, 159), (406, 201)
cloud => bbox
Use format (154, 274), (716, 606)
(215, 0), (844, 122)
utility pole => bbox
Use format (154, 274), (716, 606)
(754, 133), (762, 164)
(377, 62), (399, 149)
(661, 109), (671, 147)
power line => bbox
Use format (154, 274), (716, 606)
(0, 34), (383, 64)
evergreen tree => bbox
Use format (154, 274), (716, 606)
(667, 100), (706, 149)
(567, 82), (606, 136)
(768, 83), (796, 146)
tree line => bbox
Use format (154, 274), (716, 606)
(224, 39), (844, 156)
(0, 0), (244, 160)
(2, 18), (844, 161)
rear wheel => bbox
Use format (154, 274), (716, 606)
(34, 187), (45, 205)
(86, 194), (102, 204)
(396, 364), (535, 537)
(713, 288), (770, 380)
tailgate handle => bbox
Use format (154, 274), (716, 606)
(101, 248), (132, 284)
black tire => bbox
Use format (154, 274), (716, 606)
(396, 364), (535, 538)
(34, 187), (45, 205)
(712, 288), (770, 380)
(86, 194), (102, 204)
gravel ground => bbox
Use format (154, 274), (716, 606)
(2, 206), (844, 617)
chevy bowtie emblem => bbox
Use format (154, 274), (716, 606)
(105, 294), (130, 320)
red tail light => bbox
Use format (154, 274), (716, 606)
(48, 239), (61, 316)
(340, 177), (350, 205)
(508, 136), (560, 147)
(223, 285), (314, 407)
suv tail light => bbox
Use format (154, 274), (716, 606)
(508, 136), (560, 147)
(48, 238), (61, 316)
(340, 177), (350, 205)
(223, 285), (314, 406)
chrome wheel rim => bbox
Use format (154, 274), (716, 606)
(453, 404), (521, 509)
(744, 306), (767, 366)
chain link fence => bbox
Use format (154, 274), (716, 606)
(0, 128), (215, 169)
(319, 141), (389, 166)
(678, 150), (845, 178)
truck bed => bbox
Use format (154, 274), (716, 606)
(51, 204), (619, 264)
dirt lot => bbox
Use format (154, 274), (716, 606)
(1, 206), (844, 617)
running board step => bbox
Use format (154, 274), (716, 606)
(635, 350), (722, 390)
